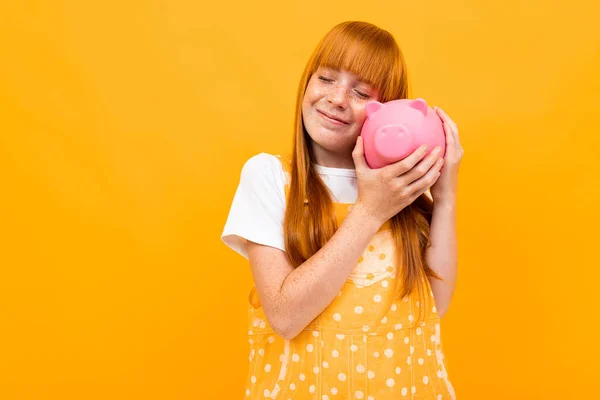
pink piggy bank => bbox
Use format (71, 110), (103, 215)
(360, 98), (445, 169)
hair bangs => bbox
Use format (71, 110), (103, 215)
(314, 24), (402, 100)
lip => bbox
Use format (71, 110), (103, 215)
(317, 109), (349, 125)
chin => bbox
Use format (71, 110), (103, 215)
(312, 135), (356, 155)
(304, 117), (357, 151)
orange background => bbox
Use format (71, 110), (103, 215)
(1, 1), (599, 399)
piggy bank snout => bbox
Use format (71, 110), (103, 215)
(374, 124), (412, 161)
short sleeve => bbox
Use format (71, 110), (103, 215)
(221, 153), (288, 259)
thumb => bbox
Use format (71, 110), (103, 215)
(352, 136), (369, 171)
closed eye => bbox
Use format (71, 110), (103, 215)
(319, 75), (371, 98)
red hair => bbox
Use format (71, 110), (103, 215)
(284, 21), (442, 323)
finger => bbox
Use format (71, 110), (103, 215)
(444, 116), (458, 138)
(447, 122), (462, 156)
(437, 107), (458, 132)
(436, 107), (452, 141)
(404, 157), (443, 196)
(351, 136), (369, 171)
(384, 144), (431, 177)
(451, 123), (461, 148)
(443, 121), (455, 148)
(435, 106), (445, 122)
(401, 148), (444, 186)
(435, 107), (459, 156)
(452, 127), (460, 150)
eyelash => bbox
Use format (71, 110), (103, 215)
(318, 76), (370, 99)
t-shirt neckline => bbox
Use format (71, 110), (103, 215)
(314, 164), (357, 178)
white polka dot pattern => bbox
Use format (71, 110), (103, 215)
(241, 190), (456, 400)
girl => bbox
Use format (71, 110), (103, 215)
(222, 20), (463, 400)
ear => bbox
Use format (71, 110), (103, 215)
(365, 101), (384, 117)
(409, 98), (428, 114)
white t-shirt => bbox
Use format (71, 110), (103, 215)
(221, 153), (358, 259)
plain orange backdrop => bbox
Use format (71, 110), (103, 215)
(1, 1), (599, 399)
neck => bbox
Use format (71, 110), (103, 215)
(310, 142), (356, 169)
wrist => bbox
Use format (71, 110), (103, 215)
(432, 196), (457, 208)
(348, 202), (384, 232)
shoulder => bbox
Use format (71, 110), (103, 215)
(240, 152), (288, 187)
(221, 153), (289, 258)
(241, 152), (283, 173)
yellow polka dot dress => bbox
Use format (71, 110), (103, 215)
(243, 157), (456, 400)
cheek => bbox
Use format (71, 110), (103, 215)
(301, 96), (315, 120)
(354, 106), (368, 124)
(302, 87), (325, 119)
(302, 93), (315, 112)
(304, 87), (322, 105)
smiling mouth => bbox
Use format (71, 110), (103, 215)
(317, 110), (349, 125)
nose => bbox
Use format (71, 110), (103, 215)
(326, 84), (349, 109)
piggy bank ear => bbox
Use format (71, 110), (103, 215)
(408, 98), (428, 114)
(365, 101), (384, 117)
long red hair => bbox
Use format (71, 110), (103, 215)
(284, 21), (442, 322)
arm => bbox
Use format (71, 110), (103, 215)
(238, 138), (444, 339)
(425, 198), (458, 318)
(426, 106), (463, 318)
(247, 203), (381, 340)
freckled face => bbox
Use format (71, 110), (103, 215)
(302, 66), (380, 164)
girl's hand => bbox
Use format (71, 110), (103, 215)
(352, 136), (444, 225)
(430, 107), (464, 204)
